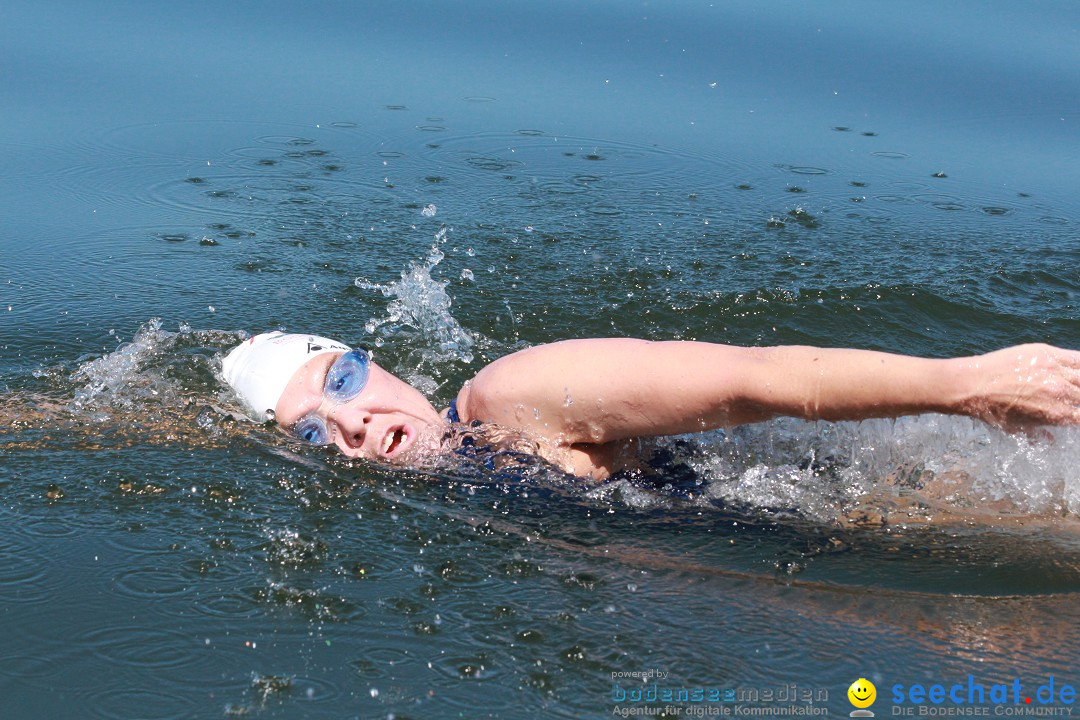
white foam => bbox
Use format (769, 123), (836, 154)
(645, 415), (1080, 521)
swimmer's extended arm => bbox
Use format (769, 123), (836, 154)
(459, 339), (1080, 445)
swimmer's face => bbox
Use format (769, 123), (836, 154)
(847, 679), (876, 709)
(274, 352), (444, 462)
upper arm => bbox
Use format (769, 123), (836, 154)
(459, 339), (768, 445)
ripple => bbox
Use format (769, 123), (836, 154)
(256, 135), (316, 146)
(782, 165), (829, 175)
(0, 654), (63, 680)
(138, 170), (396, 221)
(429, 653), (503, 682)
(76, 625), (202, 669)
(77, 120), (371, 163)
(872, 151), (909, 159)
(83, 687), (196, 720)
(230, 143), (321, 161)
(416, 125), (447, 132)
(912, 193), (963, 205)
(585, 203), (622, 216)
(363, 645), (419, 668)
(537, 180), (589, 195)
(288, 675), (341, 704)
(463, 96), (496, 102)
(102, 529), (180, 555)
(890, 180), (930, 192)
(18, 515), (80, 538)
(27, 119), (383, 223)
(192, 590), (264, 619)
(0, 553), (51, 603)
(465, 156), (525, 172)
(111, 566), (196, 600)
(419, 131), (757, 188)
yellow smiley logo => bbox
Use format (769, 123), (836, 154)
(848, 678), (877, 709)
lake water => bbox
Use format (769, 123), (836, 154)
(2, 1), (1079, 718)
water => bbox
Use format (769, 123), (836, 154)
(2, 0), (1080, 717)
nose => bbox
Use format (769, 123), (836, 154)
(329, 406), (373, 448)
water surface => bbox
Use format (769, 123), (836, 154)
(2, 1), (1079, 718)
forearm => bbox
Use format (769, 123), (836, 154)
(736, 346), (966, 423)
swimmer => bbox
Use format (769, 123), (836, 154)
(222, 333), (1080, 478)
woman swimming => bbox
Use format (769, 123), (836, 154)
(222, 332), (1080, 479)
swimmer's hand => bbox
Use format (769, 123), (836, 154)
(957, 343), (1080, 431)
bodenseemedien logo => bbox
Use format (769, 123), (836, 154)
(849, 678), (877, 717)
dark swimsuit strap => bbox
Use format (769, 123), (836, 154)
(446, 398), (460, 423)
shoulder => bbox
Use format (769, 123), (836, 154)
(447, 339), (642, 429)
(449, 361), (510, 426)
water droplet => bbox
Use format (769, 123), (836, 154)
(461, 268), (474, 282)
(421, 204), (437, 217)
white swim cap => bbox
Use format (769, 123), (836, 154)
(221, 332), (350, 421)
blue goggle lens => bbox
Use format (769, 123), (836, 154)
(291, 347), (371, 446)
(294, 415), (330, 446)
(324, 348), (370, 402)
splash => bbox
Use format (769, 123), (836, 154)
(635, 415), (1080, 523)
(4, 320), (258, 453)
(65, 319), (242, 412)
(354, 232), (477, 391)
(67, 319), (174, 411)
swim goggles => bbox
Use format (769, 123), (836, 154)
(291, 347), (371, 446)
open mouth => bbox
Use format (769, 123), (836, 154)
(382, 427), (407, 456)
